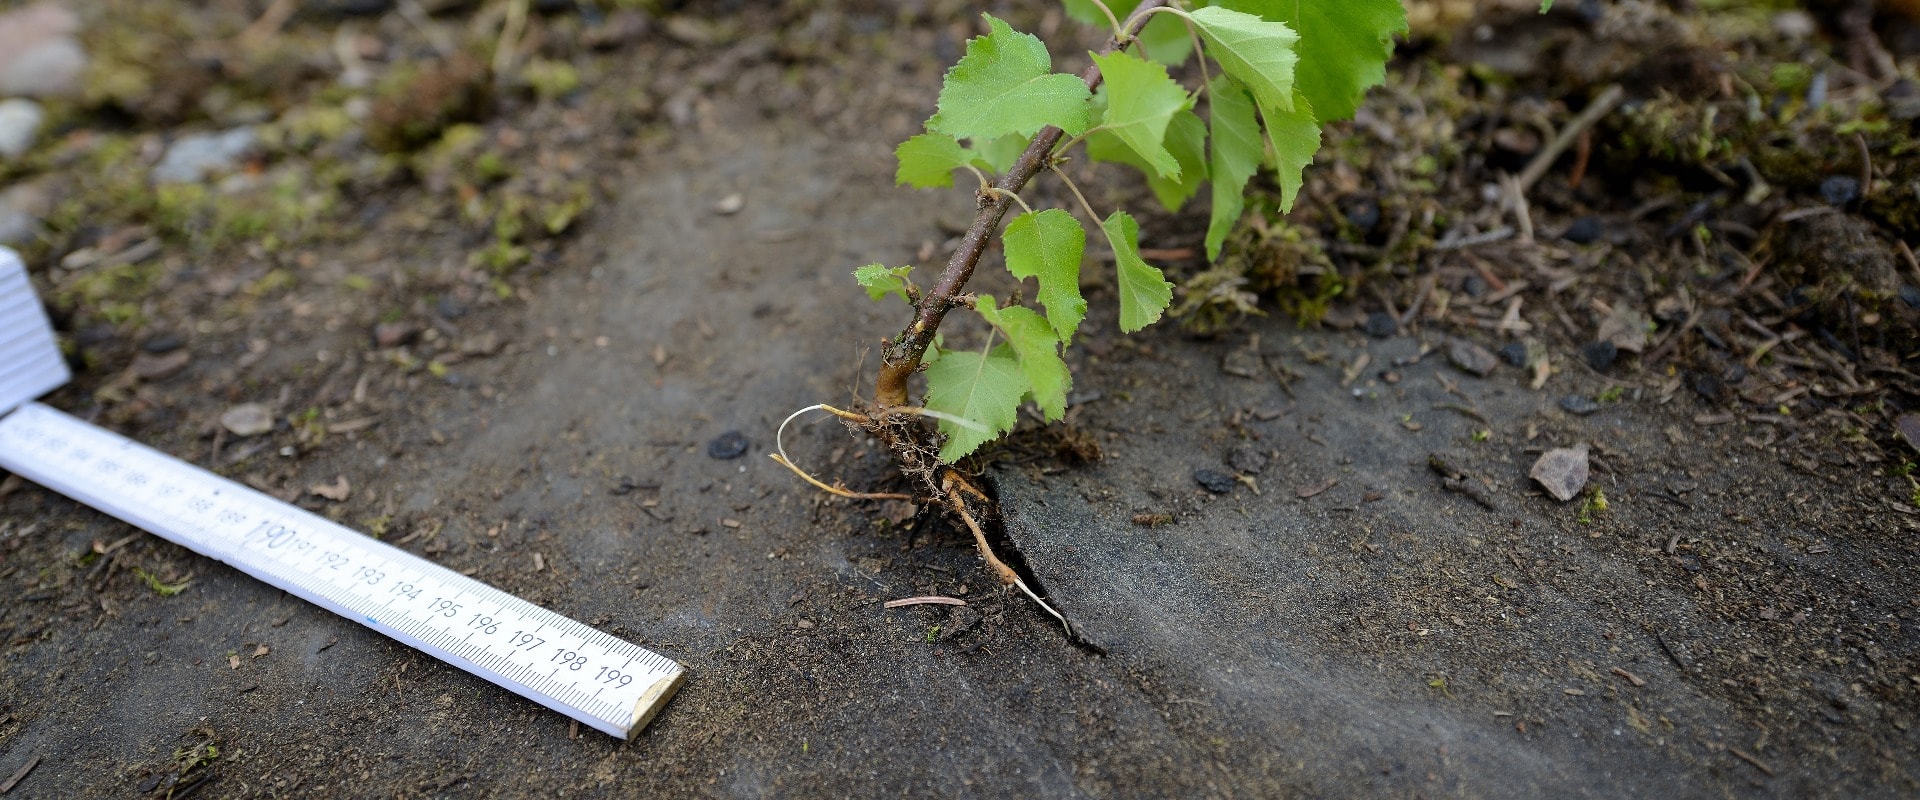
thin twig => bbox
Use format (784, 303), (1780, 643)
(1857, 133), (1873, 199)
(1897, 240), (1920, 284)
(238, 0), (297, 47)
(1726, 745), (1775, 777)
(1052, 164), (1106, 228)
(493, 0), (529, 80)
(1517, 85), (1624, 194)
(883, 596), (967, 609)
(1645, 307), (1703, 365)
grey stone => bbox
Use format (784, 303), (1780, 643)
(0, 181), (51, 247)
(0, 4), (86, 98)
(1193, 468), (1236, 494)
(0, 99), (44, 160)
(1530, 443), (1590, 502)
(153, 128), (259, 184)
(1447, 338), (1499, 377)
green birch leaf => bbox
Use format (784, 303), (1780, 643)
(1089, 106), (1208, 211)
(1205, 77), (1262, 260)
(1219, 0), (1405, 123)
(1087, 51), (1190, 180)
(894, 133), (975, 189)
(926, 15), (1092, 141)
(1187, 6), (1299, 115)
(1136, 13), (1195, 66)
(971, 134), (1028, 173)
(1001, 209), (1088, 343)
(1259, 88), (1321, 212)
(853, 264), (913, 303)
(924, 344), (1029, 462)
(975, 296), (1071, 420)
(1103, 211), (1173, 333)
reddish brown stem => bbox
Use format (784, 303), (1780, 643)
(873, 0), (1167, 408)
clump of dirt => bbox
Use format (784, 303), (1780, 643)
(367, 54), (493, 153)
(1769, 212), (1904, 309)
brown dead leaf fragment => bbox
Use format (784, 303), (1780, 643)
(130, 350), (190, 380)
(1296, 478), (1338, 498)
(219, 403), (275, 437)
(1596, 305), (1652, 352)
(1897, 413), (1920, 454)
(1530, 443), (1591, 502)
(309, 475), (351, 502)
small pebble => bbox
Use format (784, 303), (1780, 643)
(1364, 311), (1397, 339)
(1344, 197), (1381, 232)
(152, 127), (258, 184)
(435, 295), (469, 319)
(1559, 395), (1600, 416)
(713, 193), (745, 215)
(1498, 342), (1529, 367)
(707, 430), (749, 459)
(373, 321), (417, 348)
(1561, 216), (1603, 245)
(1193, 468), (1236, 494)
(1462, 274), (1489, 298)
(0, 98), (44, 160)
(1900, 285), (1920, 309)
(220, 403), (276, 437)
(1819, 175), (1861, 208)
(140, 332), (184, 354)
(1581, 340), (1618, 372)
(1529, 443), (1590, 502)
(1447, 338), (1499, 377)
(130, 350), (190, 381)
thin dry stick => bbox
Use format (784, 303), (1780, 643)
(238, 0), (297, 47)
(493, 0), (530, 79)
(874, 0), (1167, 408)
(1517, 85), (1624, 195)
(1857, 133), (1873, 198)
(883, 596), (968, 608)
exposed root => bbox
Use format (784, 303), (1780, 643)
(944, 471), (1072, 638)
(770, 404), (913, 501)
(775, 404), (1076, 637)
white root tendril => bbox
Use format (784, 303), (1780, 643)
(1015, 578), (1072, 638)
(770, 404), (913, 501)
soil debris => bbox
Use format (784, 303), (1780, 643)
(218, 404), (274, 437)
(1530, 444), (1592, 502)
(1193, 468), (1236, 494)
(1227, 444), (1268, 474)
(1295, 478), (1338, 498)
(1447, 338), (1498, 377)
(1559, 395), (1600, 416)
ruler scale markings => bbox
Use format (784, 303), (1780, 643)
(0, 402), (684, 738)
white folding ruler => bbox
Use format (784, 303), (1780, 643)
(0, 247), (683, 739)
